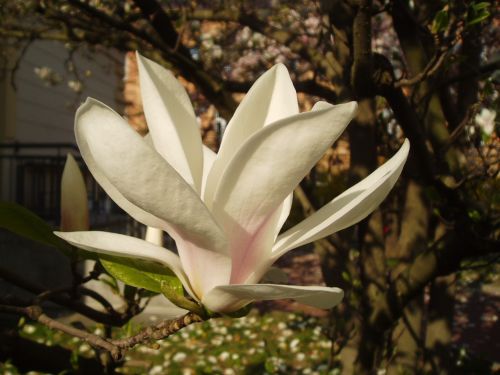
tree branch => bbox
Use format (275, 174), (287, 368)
(0, 303), (205, 361)
(395, 47), (448, 87)
(369, 227), (499, 332)
(132, 0), (238, 118)
(351, 0), (375, 97)
(443, 57), (500, 86)
(225, 78), (338, 102)
(0, 304), (119, 357)
(372, 53), (436, 183)
(111, 313), (204, 351)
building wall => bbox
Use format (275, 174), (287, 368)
(0, 41), (123, 204)
(14, 41), (122, 143)
(0, 41), (125, 310)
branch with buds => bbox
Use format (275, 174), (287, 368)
(0, 303), (205, 361)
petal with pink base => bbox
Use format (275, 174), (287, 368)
(176, 239), (232, 300)
(272, 139), (410, 258)
(212, 102), (357, 283)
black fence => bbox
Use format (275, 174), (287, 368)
(0, 142), (131, 232)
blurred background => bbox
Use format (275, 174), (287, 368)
(0, 1), (498, 374)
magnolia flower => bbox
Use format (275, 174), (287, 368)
(475, 108), (496, 135)
(55, 53), (409, 313)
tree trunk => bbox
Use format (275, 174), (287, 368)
(424, 223), (456, 374)
(347, 100), (389, 374)
(387, 181), (430, 375)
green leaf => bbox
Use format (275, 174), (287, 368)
(468, 11), (490, 26)
(386, 258), (400, 268)
(467, 209), (482, 222)
(160, 280), (204, 315)
(432, 9), (449, 33)
(341, 271), (352, 283)
(472, 2), (490, 11)
(0, 201), (73, 255)
(467, 2), (491, 26)
(99, 255), (181, 294)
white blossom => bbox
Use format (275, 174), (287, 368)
(172, 352), (187, 362)
(475, 108), (496, 135)
(56, 52), (409, 314)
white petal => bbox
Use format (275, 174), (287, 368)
(145, 227), (163, 246)
(75, 98), (227, 254)
(203, 64), (299, 207)
(136, 53), (203, 192)
(227, 193), (292, 284)
(272, 139), (410, 258)
(202, 284), (344, 312)
(76, 101), (164, 230)
(60, 153), (89, 231)
(212, 102), (357, 274)
(274, 193), (293, 239)
(228, 193), (293, 283)
(143, 132), (153, 147)
(177, 240), (232, 300)
(227, 207), (280, 284)
(201, 145), (217, 198)
(54, 230), (196, 299)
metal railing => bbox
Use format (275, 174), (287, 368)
(0, 142), (129, 231)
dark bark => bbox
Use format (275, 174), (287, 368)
(376, 62), (436, 183)
(387, 181), (430, 375)
(424, 274), (456, 374)
(351, 0), (375, 97)
(366, 227), (496, 335)
(456, 26), (482, 125)
(346, 100), (387, 373)
(355, 210), (388, 373)
(391, 0), (463, 177)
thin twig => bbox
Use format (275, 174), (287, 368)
(78, 287), (121, 315)
(10, 37), (35, 90)
(395, 48), (448, 88)
(457, 254), (500, 272)
(442, 104), (477, 151)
